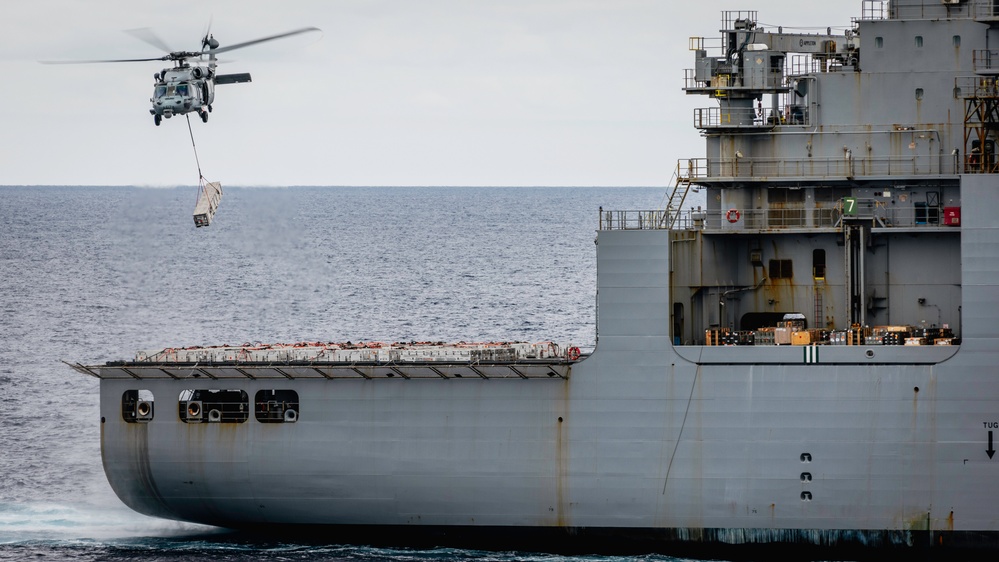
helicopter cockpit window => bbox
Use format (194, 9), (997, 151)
(154, 86), (167, 98)
(176, 84), (189, 97)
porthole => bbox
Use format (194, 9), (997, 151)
(801, 491), (813, 501)
(800, 453), (812, 463)
(801, 472), (812, 483)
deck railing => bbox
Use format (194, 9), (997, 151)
(680, 154), (959, 180)
(857, 1), (999, 23)
(970, 0), (999, 20)
(600, 200), (956, 232)
(858, 0), (888, 21)
(972, 51), (999, 74)
(598, 209), (670, 231)
(956, 75), (999, 98)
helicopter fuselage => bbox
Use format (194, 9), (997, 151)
(150, 65), (215, 124)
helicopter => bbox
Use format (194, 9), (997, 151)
(44, 26), (320, 126)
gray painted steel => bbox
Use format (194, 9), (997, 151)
(85, 0), (999, 554)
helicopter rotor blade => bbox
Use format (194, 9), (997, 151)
(124, 27), (174, 54)
(39, 25), (319, 66)
(40, 56), (171, 64)
(208, 26), (320, 55)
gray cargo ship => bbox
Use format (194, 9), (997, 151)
(72, 0), (999, 556)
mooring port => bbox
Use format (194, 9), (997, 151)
(185, 401), (202, 422)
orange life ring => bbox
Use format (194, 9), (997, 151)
(726, 209), (741, 223)
(567, 347), (581, 361)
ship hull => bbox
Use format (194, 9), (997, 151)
(95, 222), (999, 555)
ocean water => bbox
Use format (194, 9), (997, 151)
(0, 185), (724, 562)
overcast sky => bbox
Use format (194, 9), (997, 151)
(1, 0), (854, 187)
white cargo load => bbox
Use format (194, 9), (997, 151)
(193, 181), (223, 227)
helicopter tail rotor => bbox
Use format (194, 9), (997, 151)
(203, 35), (220, 51)
(200, 17), (219, 52)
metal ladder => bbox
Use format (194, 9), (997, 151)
(664, 160), (694, 229)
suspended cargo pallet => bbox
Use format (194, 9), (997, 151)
(193, 180), (223, 227)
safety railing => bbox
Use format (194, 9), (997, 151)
(973, 50), (999, 74)
(598, 209), (670, 231)
(684, 68), (722, 91)
(967, 0), (999, 20)
(694, 107), (778, 129)
(688, 36), (723, 55)
(696, 106), (809, 129)
(856, 1), (999, 22)
(789, 54), (853, 76)
(679, 154), (958, 180)
(598, 202), (953, 233)
(789, 55), (817, 76)
(666, 201), (953, 232)
(887, 0), (999, 20)
(955, 75), (999, 98)
(858, 0), (888, 21)
(680, 208), (841, 230)
(721, 10), (759, 33)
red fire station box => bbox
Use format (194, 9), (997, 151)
(944, 207), (961, 226)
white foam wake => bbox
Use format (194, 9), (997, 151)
(0, 501), (216, 544)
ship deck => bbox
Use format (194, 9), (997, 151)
(68, 359), (574, 380)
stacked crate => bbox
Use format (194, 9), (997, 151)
(775, 319), (805, 345)
(875, 326), (912, 346)
(791, 329), (825, 345)
(705, 328), (730, 346)
(754, 327), (776, 345)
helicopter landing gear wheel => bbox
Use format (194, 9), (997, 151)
(200, 110), (208, 123)
(207, 104), (213, 113)
(154, 115), (161, 126)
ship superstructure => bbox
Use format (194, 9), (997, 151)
(73, 1), (999, 557)
(667, 0), (978, 346)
